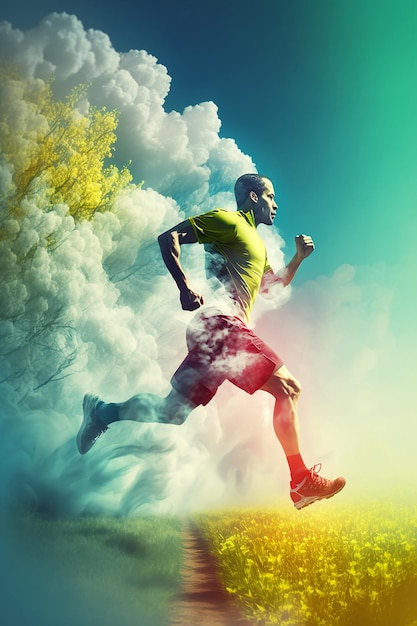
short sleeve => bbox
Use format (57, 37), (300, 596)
(188, 209), (237, 244)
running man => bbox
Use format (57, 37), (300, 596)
(77, 174), (345, 509)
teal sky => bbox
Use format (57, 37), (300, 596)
(2, 0), (416, 282)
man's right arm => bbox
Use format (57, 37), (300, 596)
(158, 220), (204, 311)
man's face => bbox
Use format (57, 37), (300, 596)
(251, 179), (278, 226)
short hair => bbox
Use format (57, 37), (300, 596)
(234, 174), (268, 207)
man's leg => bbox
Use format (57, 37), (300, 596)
(77, 313), (214, 455)
(76, 388), (196, 454)
(260, 364), (303, 458)
(118, 388), (196, 425)
(260, 365), (345, 509)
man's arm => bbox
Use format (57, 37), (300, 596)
(158, 220), (204, 311)
(261, 234), (315, 292)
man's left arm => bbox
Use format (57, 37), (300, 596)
(261, 234), (315, 292)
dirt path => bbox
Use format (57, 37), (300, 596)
(170, 522), (253, 626)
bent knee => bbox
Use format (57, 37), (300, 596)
(166, 415), (186, 425)
(262, 366), (301, 399)
(288, 374), (302, 398)
(160, 393), (196, 425)
(161, 407), (188, 425)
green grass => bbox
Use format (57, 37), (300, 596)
(9, 501), (417, 626)
(7, 510), (184, 626)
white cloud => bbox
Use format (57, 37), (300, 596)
(0, 12), (255, 209)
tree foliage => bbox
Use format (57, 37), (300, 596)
(0, 68), (132, 221)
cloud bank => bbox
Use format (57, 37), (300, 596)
(0, 12), (289, 518)
(0, 12), (253, 210)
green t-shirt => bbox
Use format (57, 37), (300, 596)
(188, 208), (271, 321)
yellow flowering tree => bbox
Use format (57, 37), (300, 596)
(0, 70), (132, 221)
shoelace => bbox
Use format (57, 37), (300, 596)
(308, 463), (328, 489)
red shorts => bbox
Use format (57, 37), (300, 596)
(171, 309), (283, 406)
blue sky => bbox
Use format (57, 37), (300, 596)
(2, 0), (417, 282)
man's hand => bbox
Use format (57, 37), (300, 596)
(180, 286), (204, 311)
(261, 233), (315, 292)
(295, 234), (315, 260)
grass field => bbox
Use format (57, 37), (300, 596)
(195, 501), (417, 626)
(4, 500), (417, 626)
(4, 510), (184, 626)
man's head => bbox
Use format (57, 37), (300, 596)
(234, 173), (278, 226)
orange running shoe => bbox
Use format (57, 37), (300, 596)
(290, 464), (346, 510)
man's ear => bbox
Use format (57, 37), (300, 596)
(249, 190), (258, 203)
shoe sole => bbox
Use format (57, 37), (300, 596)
(76, 394), (94, 454)
(293, 481), (346, 510)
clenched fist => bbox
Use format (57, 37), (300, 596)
(180, 286), (204, 311)
(295, 234), (315, 259)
